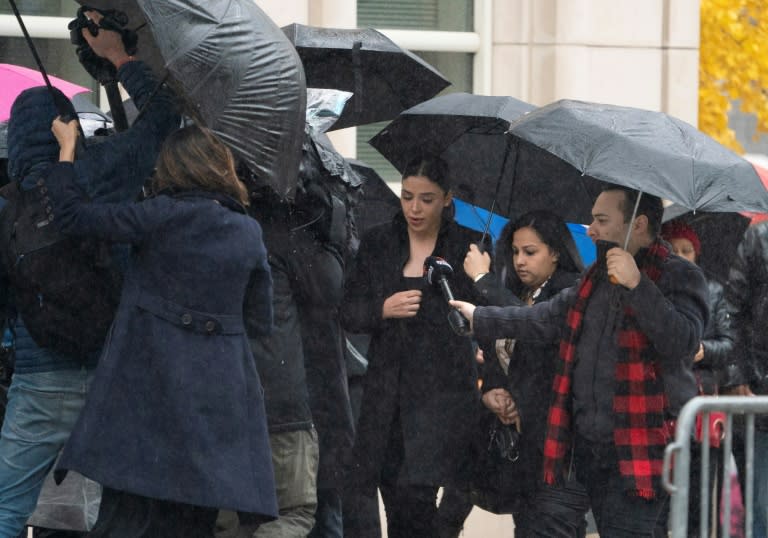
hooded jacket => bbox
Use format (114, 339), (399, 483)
(2, 61), (179, 373)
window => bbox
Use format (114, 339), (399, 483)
(0, 2), (99, 102)
(356, 0), (475, 181)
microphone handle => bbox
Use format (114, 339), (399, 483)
(438, 277), (455, 302)
(438, 276), (471, 336)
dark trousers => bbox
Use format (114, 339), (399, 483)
(529, 438), (668, 538)
(436, 487), (473, 538)
(379, 482), (439, 538)
(688, 442), (721, 537)
(574, 438), (669, 538)
(88, 487), (218, 538)
(521, 478), (589, 538)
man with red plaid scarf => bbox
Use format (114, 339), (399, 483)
(451, 186), (709, 537)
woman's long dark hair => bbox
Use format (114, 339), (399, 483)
(495, 210), (584, 296)
(152, 125), (249, 206)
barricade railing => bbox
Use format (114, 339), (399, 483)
(662, 395), (768, 538)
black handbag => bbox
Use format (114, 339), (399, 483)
(469, 412), (524, 514)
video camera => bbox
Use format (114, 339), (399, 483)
(68, 6), (138, 87)
(68, 6), (138, 55)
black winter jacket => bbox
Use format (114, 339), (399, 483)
(696, 277), (736, 394)
(246, 207), (313, 434)
(342, 212), (483, 487)
(476, 268), (580, 491)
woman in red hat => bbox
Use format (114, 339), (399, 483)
(661, 220), (734, 537)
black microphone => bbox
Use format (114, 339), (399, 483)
(423, 256), (471, 336)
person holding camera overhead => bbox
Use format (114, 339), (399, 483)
(0, 10), (178, 536)
(463, 210), (585, 536)
(341, 156), (483, 537)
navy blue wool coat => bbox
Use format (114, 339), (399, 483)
(47, 162), (277, 517)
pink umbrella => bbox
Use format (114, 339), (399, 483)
(0, 63), (90, 121)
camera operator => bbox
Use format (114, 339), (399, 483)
(0, 10), (179, 536)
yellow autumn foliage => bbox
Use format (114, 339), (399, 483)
(699, 0), (768, 153)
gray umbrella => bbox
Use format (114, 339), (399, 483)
(76, 1), (306, 200)
(506, 99), (768, 214)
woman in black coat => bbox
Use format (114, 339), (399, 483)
(463, 210), (585, 536)
(49, 122), (277, 537)
(661, 220), (736, 537)
(341, 156), (482, 537)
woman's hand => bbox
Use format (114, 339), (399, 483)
(464, 243), (491, 281)
(51, 117), (79, 163)
(694, 343), (704, 362)
(382, 290), (422, 319)
(482, 388), (520, 426)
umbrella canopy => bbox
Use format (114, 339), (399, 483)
(77, 1), (306, 201)
(506, 99), (768, 215)
(369, 93), (546, 219)
(662, 205), (750, 283)
(347, 158), (400, 237)
(0, 63), (90, 121)
(282, 23), (450, 130)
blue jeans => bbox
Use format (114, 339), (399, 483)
(308, 487), (343, 538)
(0, 368), (92, 537)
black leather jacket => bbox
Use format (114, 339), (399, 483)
(725, 222), (768, 394)
(697, 278), (736, 393)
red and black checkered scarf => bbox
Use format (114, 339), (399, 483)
(542, 240), (670, 499)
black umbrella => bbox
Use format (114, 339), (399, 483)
(662, 205), (749, 284)
(347, 159), (400, 237)
(76, 0), (306, 201)
(369, 92), (578, 225)
(282, 23), (450, 130)
(506, 99), (768, 215)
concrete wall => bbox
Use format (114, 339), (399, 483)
(490, 0), (700, 125)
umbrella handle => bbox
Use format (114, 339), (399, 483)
(105, 81), (129, 132)
(609, 191), (643, 286)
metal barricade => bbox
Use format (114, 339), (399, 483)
(663, 395), (768, 538)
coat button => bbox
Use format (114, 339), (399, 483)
(205, 320), (216, 333)
(181, 313), (193, 326)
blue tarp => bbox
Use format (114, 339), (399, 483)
(454, 199), (596, 266)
